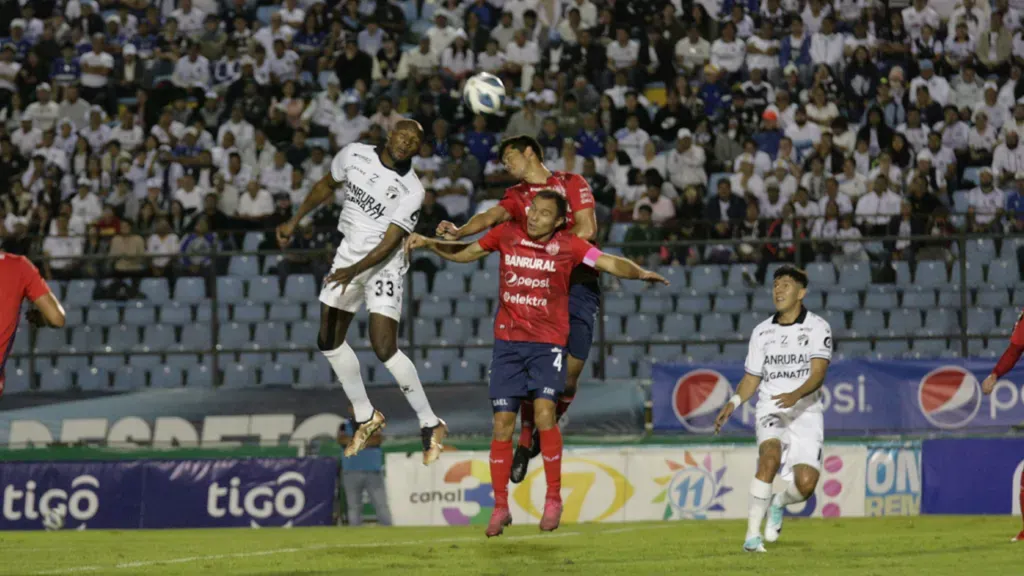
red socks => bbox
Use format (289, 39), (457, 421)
(517, 399), (535, 447)
(538, 427), (564, 501)
(489, 440), (513, 509)
(556, 395), (575, 419)
(1019, 468), (1024, 529)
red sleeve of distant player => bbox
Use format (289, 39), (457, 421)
(477, 222), (508, 252)
(993, 310), (1024, 377)
(567, 235), (596, 267)
(498, 189), (526, 222)
(17, 257), (49, 301)
(1011, 311), (1024, 346)
(564, 174), (595, 211)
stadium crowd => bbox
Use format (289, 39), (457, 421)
(0, 0), (1021, 287)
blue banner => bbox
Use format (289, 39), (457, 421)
(652, 359), (1024, 434)
(921, 439), (1024, 515)
(0, 458), (337, 530)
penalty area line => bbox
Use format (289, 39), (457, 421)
(32, 523), (676, 574)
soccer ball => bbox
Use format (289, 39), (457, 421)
(463, 73), (505, 115)
(42, 508), (65, 531)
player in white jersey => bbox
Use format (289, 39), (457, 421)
(276, 120), (448, 466)
(714, 266), (833, 553)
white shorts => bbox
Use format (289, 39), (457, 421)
(318, 248), (407, 322)
(755, 407), (824, 481)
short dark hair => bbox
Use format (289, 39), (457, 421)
(498, 135), (542, 162)
(533, 189), (568, 223)
(773, 265), (809, 287)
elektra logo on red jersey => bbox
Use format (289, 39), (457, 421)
(917, 366), (982, 429)
(504, 271), (551, 289)
(503, 254), (556, 272)
(672, 370), (733, 432)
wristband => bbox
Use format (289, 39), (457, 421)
(728, 394), (742, 409)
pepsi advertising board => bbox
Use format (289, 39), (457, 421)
(652, 359), (1024, 434)
(921, 439), (1024, 515)
(0, 458), (337, 530)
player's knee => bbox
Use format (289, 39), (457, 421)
(317, 330), (341, 352)
(794, 470), (819, 496)
(563, 378), (579, 397)
(533, 400), (557, 429)
(492, 414), (516, 440)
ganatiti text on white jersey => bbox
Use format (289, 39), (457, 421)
(330, 143), (425, 262)
(745, 308), (833, 414)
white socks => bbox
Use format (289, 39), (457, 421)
(775, 481), (808, 507)
(747, 478), (773, 541)
(383, 350), (440, 429)
(322, 342), (374, 423)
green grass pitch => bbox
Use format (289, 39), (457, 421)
(0, 517), (1019, 575)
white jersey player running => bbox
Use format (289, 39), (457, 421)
(276, 120), (448, 466)
(714, 266), (833, 553)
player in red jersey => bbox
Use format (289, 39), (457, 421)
(0, 251), (67, 395)
(436, 135), (599, 483)
(408, 191), (666, 537)
(983, 313), (1024, 542)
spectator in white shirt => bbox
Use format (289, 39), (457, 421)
(279, 0), (305, 28)
(667, 129), (708, 192)
(173, 173), (206, 215)
(11, 116), (42, 158)
(332, 96), (371, 150)
(856, 175), (903, 231)
(614, 115), (650, 164)
(110, 110), (144, 153)
(710, 22), (746, 77)
(236, 181), (275, 221)
(834, 213), (870, 264)
(675, 25), (711, 76)
(818, 176), (854, 214)
(398, 37), (440, 86)
(261, 151), (294, 196)
(633, 181), (676, 224)
(909, 59), (951, 106)
(70, 179), (104, 224)
(42, 214), (84, 278)
(268, 39), (301, 84)
(503, 29), (540, 91)
(426, 11), (459, 57)
(810, 15), (844, 68)
(606, 27), (640, 77)
(837, 156), (868, 200)
(217, 106), (255, 153)
(147, 216), (180, 276)
(992, 129), (1024, 186)
(730, 154), (766, 200)
(79, 33), (114, 108)
(24, 83), (60, 131)
(170, 0), (206, 37)
(902, 0), (941, 41)
(968, 167), (1005, 231)
(172, 41), (211, 93)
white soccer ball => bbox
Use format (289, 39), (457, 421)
(463, 73), (506, 115)
(42, 508), (65, 531)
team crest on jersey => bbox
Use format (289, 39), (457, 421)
(386, 185), (400, 199)
(798, 334), (809, 347)
(545, 243), (560, 256)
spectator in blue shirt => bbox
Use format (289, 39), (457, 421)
(697, 65), (731, 121)
(5, 20), (32, 63)
(51, 43), (82, 88)
(338, 413), (392, 526)
(575, 113), (607, 158)
(1006, 178), (1024, 230)
(464, 114), (496, 167)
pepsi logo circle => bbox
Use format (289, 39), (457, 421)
(917, 365), (982, 429)
(672, 370), (733, 432)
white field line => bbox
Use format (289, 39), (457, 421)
(31, 523), (677, 574)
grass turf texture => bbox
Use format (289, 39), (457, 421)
(1, 516), (1018, 575)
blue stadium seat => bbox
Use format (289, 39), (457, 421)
(481, 252), (500, 273)
(639, 294), (673, 315)
(34, 329), (67, 354)
(999, 307), (1020, 331)
(938, 286), (965, 307)
(660, 313), (697, 335)
(888, 309), (923, 336)
(261, 363), (294, 386)
(807, 263), (837, 286)
(218, 323), (252, 350)
(222, 364), (257, 388)
(185, 362), (215, 385)
(418, 296), (451, 319)
(425, 347), (459, 366)
(468, 271), (497, 295)
(803, 292), (824, 311)
(215, 277), (245, 304)
(233, 302), (267, 323)
(827, 289), (859, 312)
(283, 274), (318, 302)
(837, 262), (872, 290)
(127, 347), (162, 369)
(965, 239), (997, 264)
(737, 312), (765, 335)
(603, 356), (632, 379)
(150, 367), (182, 389)
(64, 280), (96, 307)
(924, 309), (958, 333)
(700, 312), (734, 337)
(656, 266), (687, 291)
(297, 356), (332, 388)
(166, 351), (202, 371)
(416, 360), (444, 383)
(63, 307), (85, 326)
(413, 317), (437, 339)
(242, 231), (263, 252)
(685, 342), (721, 362)
(139, 278), (170, 303)
(966, 308), (997, 335)
(901, 287), (935, 309)
(160, 302), (192, 325)
(55, 352), (87, 372)
(254, 322), (288, 348)
(625, 315), (657, 340)
(963, 167), (981, 186)
(874, 339), (910, 357)
(228, 256), (260, 277)
(39, 368), (71, 391)
(722, 342), (747, 359)
(87, 303), (120, 326)
(975, 288), (1010, 309)
(276, 349), (311, 367)
(455, 295), (489, 318)
(726, 264), (758, 293)
(714, 291), (747, 314)
(839, 336), (871, 357)
(690, 266), (724, 294)
(106, 325), (140, 351)
(851, 309), (885, 333)
(248, 276), (281, 304)
(174, 277), (207, 304)
(122, 302), (156, 325)
(5, 368), (30, 394)
(988, 260), (1018, 289)
(602, 315), (625, 338)
(912, 331), (947, 356)
(475, 318), (495, 343)
(409, 271), (429, 294)
(463, 347), (492, 366)
(751, 293), (775, 313)
(820, 310), (848, 332)
(864, 290), (898, 310)
(608, 222), (630, 244)
(77, 368), (108, 391)
(915, 261), (948, 288)
(439, 318), (470, 343)
(262, 254), (286, 275)
(894, 261), (912, 286)
(181, 324), (213, 349)
(649, 340), (683, 360)
(950, 262), (984, 288)
(195, 302), (231, 323)
(449, 361), (481, 383)
(431, 271), (465, 298)
(71, 326), (102, 352)
(93, 353), (125, 372)
(677, 293), (710, 314)
(268, 302), (303, 322)
(604, 294), (636, 315)
(290, 321), (318, 343)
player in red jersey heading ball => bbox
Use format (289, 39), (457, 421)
(0, 250), (67, 395)
(436, 135), (600, 483)
(408, 191), (666, 537)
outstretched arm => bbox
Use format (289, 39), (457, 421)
(592, 253), (668, 285)
(406, 233), (492, 263)
(326, 224), (408, 288)
(278, 171), (339, 244)
(437, 204), (511, 239)
(570, 207), (597, 241)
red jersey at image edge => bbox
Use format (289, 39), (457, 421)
(498, 172), (595, 229)
(478, 223), (599, 347)
(0, 253), (50, 388)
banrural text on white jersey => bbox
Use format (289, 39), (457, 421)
(745, 307), (833, 414)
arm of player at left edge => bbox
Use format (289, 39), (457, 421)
(405, 233), (492, 263)
(29, 292), (66, 328)
(591, 252), (669, 285)
(772, 357), (830, 409)
(983, 314), (1024, 394)
(570, 207), (597, 242)
(715, 372), (763, 434)
(326, 224), (409, 290)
